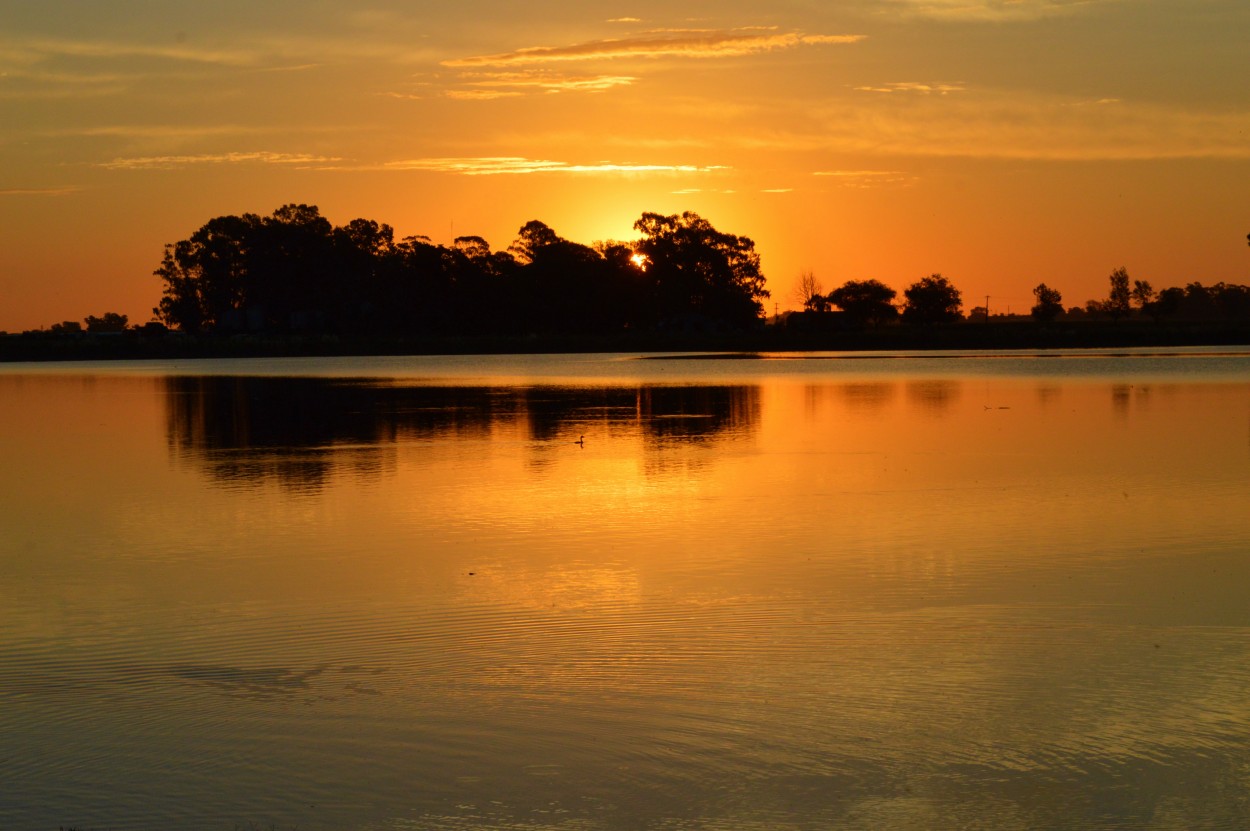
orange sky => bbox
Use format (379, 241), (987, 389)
(2, 1), (1249, 331)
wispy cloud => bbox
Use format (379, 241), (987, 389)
(0, 65), (131, 98)
(8, 36), (258, 67)
(381, 157), (729, 175)
(878, 0), (1115, 22)
(444, 89), (524, 100)
(608, 17), (643, 23)
(1, 32), (444, 77)
(442, 29), (864, 67)
(786, 92), (1250, 161)
(98, 151), (341, 170)
(449, 71), (638, 99)
(814, 170), (917, 187)
(0, 186), (81, 196)
(56, 124), (271, 139)
(856, 82), (966, 95)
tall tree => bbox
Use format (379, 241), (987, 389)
(1106, 267), (1132, 319)
(902, 274), (963, 324)
(792, 270), (826, 311)
(153, 212), (261, 332)
(1031, 283), (1064, 322)
(1131, 279), (1155, 312)
(633, 211), (769, 328)
(826, 279), (898, 326)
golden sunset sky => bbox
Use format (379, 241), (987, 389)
(2, 0), (1248, 331)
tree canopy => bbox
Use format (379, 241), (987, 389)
(1031, 284), (1063, 322)
(633, 211), (770, 328)
(902, 274), (963, 324)
(154, 205), (770, 336)
(826, 279), (899, 326)
(146, 205), (1250, 340)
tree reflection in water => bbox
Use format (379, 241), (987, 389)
(163, 376), (760, 490)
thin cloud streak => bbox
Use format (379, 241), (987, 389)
(814, 170), (917, 187)
(381, 157), (729, 175)
(53, 124), (273, 139)
(748, 93), (1250, 161)
(0, 186), (81, 196)
(10, 37), (258, 67)
(856, 82), (966, 95)
(445, 89), (523, 100)
(879, 0), (1116, 22)
(443, 29), (864, 67)
(99, 152), (342, 170)
(451, 71), (638, 97)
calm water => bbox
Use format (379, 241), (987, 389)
(3, 348), (1250, 831)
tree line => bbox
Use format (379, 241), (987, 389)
(18, 205), (1249, 339)
(794, 267), (1250, 327)
(150, 204), (768, 337)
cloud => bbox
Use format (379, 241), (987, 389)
(608, 17), (643, 23)
(0, 186), (81, 196)
(0, 65), (132, 98)
(444, 89), (524, 100)
(878, 0), (1115, 22)
(98, 152), (342, 170)
(381, 157), (729, 175)
(56, 124), (271, 139)
(9, 36), (257, 67)
(442, 29), (864, 67)
(450, 71), (638, 98)
(0, 32), (443, 77)
(787, 92), (1250, 161)
(856, 82), (966, 95)
(813, 170), (917, 187)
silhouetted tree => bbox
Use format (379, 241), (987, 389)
(1153, 286), (1184, 318)
(49, 320), (83, 334)
(1031, 283), (1063, 322)
(509, 220), (620, 333)
(902, 274), (962, 324)
(153, 205), (775, 337)
(1131, 279), (1155, 312)
(85, 312), (129, 332)
(792, 271), (826, 311)
(633, 211), (769, 328)
(1106, 267), (1131, 319)
(154, 212), (261, 332)
(826, 279), (898, 326)
(247, 204), (338, 331)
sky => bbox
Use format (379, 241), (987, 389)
(2, 0), (1249, 331)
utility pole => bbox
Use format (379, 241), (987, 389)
(985, 294), (991, 323)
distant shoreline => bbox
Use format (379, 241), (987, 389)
(3, 320), (1250, 363)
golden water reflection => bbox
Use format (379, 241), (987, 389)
(2, 364), (1250, 830)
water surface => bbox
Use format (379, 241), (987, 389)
(3, 349), (1250, 830)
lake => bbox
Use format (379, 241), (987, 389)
(3, 348), (1250, 831)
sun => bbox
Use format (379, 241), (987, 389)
(630, 252), (649, 270)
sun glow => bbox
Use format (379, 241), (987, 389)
(630, 252), (649, 270)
